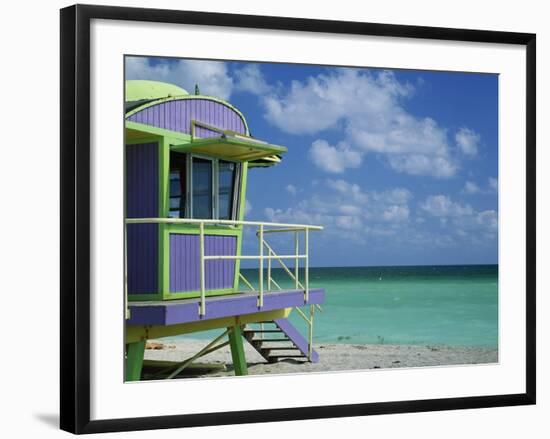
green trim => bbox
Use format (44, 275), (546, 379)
(128, 294), (159, 302)
(165, 288), (235, 300)
(161, 226), (243, 300)
(171, 137), (286, 162)
(158, 137), (170, 298)
(125, 80), (188, 102)
(228, 325), (248, 376)
(238, 162), (249, 222)
(232, 162), (248, 290)
(125, 340), (145, 382)
(125, 135), (162, 146)
(126, 121), (192, 144)
(125, 95), (250, 135)
(167, 224), (242, 235)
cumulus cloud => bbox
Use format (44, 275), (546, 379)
(308, 140), (362, 173)
(286, 184), (298, 195)
(382, 205), (410, 222)
(234, 64), (271, 95)
(455, 127), (480, 157)
(125, 56), (233, 100)
(419, 195), (498, 239)
(325, 179), (369, 204)
(463, 181), (481, 194)
(264, 178), (413, 248)
(420, 195), (473, 217)
(463, 178), (498, 195)
(261, 68), (460, 178)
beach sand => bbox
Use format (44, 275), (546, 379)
(142, 339), (498, 379)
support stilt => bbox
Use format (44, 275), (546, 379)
(228, 325), (248, 376)
(125, 340), (145, 382)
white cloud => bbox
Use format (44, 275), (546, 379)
(264, 178), (413, 246)
(286, 184), (297, 195)
(125, 57), (233, 100)
(455, 127), (480, 157)
(309, 140), (362, 173)
(372, 188), (413, 205)
(244, 199), (253, 215)
(261, 68), (459, 177)
(382, 205), (410, 222)
(463, 181), (481, 194)
(234, 64), (271, 95)
(419, 195), (497, 240)
(325, 179), (368, 204)
(463, 178), (498, 195)
(476, 210), (498, 233)
(420, 195), (473, 217)
(387, 154), (457, 178)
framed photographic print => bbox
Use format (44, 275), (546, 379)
(60, 4), (536, 434)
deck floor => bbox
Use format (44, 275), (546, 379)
(127, 288), (324, 326)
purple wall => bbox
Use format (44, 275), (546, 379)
(128, 99), (247, 137)
(170, 234), (237, 293)
(127, 224), (158, 295)
(126, 142), (158, 218)
(126, 142), (158, 294)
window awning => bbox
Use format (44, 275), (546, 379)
(171, 134), (287, 163)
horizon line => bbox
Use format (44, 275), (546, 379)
(241, 263), (498, 269)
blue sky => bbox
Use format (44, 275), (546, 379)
(126, 56), (498, 267)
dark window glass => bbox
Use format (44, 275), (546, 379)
(169, 152), (187, 218)
(218, 161), (236, 220)
(192, 157), (213, 219)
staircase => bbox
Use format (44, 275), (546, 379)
(243, 318), (319, 363)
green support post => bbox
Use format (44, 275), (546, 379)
(126, 340), (146, 382)
(228, 325), (248, 376)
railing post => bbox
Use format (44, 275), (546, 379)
(308, 304), (314, 361)
(267, 247), (272, 292)
(258, 224), (264, 308)
(305, 228), (309, 303)
(199, 221), (206, 316)
(294, 231), (299, 290)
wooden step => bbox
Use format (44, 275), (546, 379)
(243, 329), (282, 334)
(249, 338), (290, 343)
(261, 347), (299, 351)
(267, 354), (306, 359)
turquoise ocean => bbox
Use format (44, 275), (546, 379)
(166, 265), (498, 348)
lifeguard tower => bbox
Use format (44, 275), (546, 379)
(124, 80), (325, 380)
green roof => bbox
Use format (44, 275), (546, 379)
(125, 80), (188, 102)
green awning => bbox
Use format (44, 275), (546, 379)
(171, 134), (287, 162)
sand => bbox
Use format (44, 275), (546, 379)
(142, 339), (498, 379)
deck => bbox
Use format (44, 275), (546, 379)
(127, 288), (325, 326)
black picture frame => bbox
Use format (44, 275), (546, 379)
(60, 4), (536, 434)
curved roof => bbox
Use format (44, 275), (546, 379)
(125, 80), (188, 102)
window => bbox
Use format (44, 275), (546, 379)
(218, 160), (237, 220)
(169, 152), (240, 220)
(169, 152), (187, 218)
(191, 157), (213, 219)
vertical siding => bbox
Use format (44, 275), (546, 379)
(127, 224), (158, 295)
(128, 99), (247, 137)
(126, 142), (158, 294)
(126, 142), (158, 218)
(170, 234), (237, 293)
